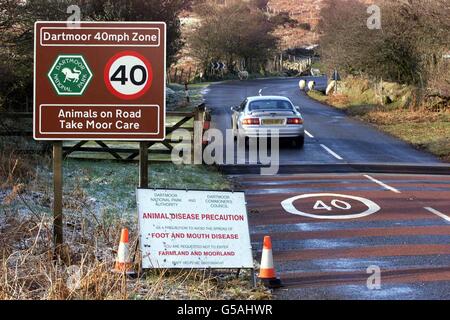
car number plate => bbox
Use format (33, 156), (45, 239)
(262, 119), (284, 125)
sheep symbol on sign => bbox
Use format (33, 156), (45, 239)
(61, 67), (82, 83)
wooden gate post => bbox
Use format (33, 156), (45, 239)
(193, 106), (205, 165)
(53, 141), (64, 254)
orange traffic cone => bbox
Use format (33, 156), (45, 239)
(258, 236), (282, 288)
(112, 228), (135, 275)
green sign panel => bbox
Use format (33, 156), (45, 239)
(47, 55), (93, 96)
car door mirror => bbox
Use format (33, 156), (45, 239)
(295, 106), (301, 112)
(231, 106), (240, 112)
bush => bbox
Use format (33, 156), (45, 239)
(318, 0), (450, 90)
(0, 150), (36, 190)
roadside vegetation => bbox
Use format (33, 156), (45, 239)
(308, 78), (450, 162)
(167, 82), (208, 111)
(0, 151), (271, 300)
(311, 0), (450, 162)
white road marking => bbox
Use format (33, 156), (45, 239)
(320, 144), (343, 160)
(364, 175), (401, 194)
(281, 193), (381, 220)
(424, 207), (450, 222)
(305, 130), (314, 138)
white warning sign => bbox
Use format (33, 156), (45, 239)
(137, 189), (253, 269)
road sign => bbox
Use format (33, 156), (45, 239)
(281, 193), (380, 220)
(211, 62), (226, 71)
(137, 189), (253, 269)
(34, 21), (166, 141)
(48, 55), (93, 96)
(104, 50), (153, 100)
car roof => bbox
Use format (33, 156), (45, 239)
(246, 96), (292, 103)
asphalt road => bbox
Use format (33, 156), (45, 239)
(235, 172), (450, 300)
(204, 76), (441, 165)
(204, 77), (450, 300)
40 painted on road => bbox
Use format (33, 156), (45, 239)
(281, 193), (381, 220)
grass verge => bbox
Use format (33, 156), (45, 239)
(167, 82), (209, 112)
(0, 156), (270, 300)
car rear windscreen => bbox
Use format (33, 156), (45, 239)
(248, 100), (293, 111)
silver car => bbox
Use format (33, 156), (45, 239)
(230, 96), (305, 147)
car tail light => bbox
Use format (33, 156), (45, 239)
(242, 118), (260, 125)
(287, 118), (303, 125)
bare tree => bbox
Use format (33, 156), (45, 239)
(318, 0), (450, 96)
(189, 0), (278, 76)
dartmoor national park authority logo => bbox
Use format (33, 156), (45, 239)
(48, 55), (93, 96)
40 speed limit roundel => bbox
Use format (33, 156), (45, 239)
(281, 193), (381, 220)
(104, 50), (154, 100)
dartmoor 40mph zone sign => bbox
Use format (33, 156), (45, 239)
(34, 22), (166, 140)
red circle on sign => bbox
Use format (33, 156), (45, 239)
(104, 50), (153, 100)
